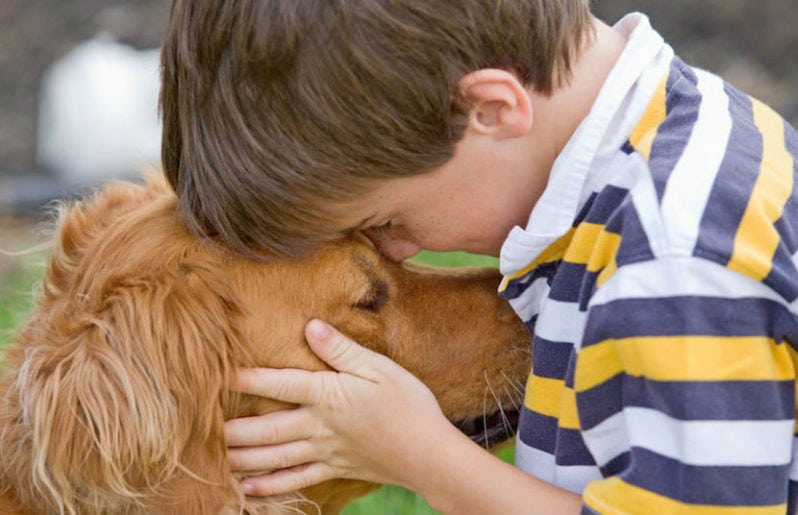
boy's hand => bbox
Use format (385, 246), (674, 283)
(224, 319), (454, 496)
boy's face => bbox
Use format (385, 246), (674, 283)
(337, 68), (558, 262)
(338, 122), (552, 262)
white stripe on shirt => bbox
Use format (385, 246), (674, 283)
(660, 70), (733, 254)
(508, 277), (550, 323)
(535, 298), (588, 345)
(583, 407), (794, 468)
(515, 437), (603, 493)
(590, 255), (789, 308)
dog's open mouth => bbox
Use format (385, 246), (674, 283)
(455, 406), (520, 448)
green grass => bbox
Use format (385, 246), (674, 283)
(411, 250), (499, 269)
(0, 249), (511, 514)
(0, 253), (45, 350)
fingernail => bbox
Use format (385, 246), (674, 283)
(242, 481), (255, 495)
(308, 319), (330, 340)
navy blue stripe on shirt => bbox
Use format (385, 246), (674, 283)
(763, 246), (798, 305)
(623, 447), (790, 506)
(553, 425), (598, 467)
(583, 185), (630, 226)
(781, 120), (798, 256)
(581, 296), (798, 348)
(517, 408), (558, 454)
(774, 212), (798, 261)
(532, 335), (575, 380)
(577, 376), (795, 432)
(788, 479), (798, 515)
(577, 373), (624, 431)
(648, 62), (703, 200)
(600, 451), (631, 478)
(548, 261), (588, 303)
(764, 120), (798, 302)
(517, 409), (596, 466)
(622, 376), (795, 422)
(574, 192), (599, 227)
(498, 261), (559, 300)
(610, 202), (655, 266)
(671, 56), (699, 86)
(564, 351), (577, 389)
(694, 83), (762, 265)
(578, 270), (600, 312)
(666, 57), (686, 90)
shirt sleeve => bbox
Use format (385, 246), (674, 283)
(574, 255), (798, 515)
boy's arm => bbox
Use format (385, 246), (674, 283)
(577, 255), (796, 514)
(409, 426), (582, 515)
(226, 321), (581, 515)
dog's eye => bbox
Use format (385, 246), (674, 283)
(355, 280), (388, 312)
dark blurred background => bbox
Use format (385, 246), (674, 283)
(0, 0), (168, 177)
(1, 0), (797, 179)
(1, 0), (797, 180)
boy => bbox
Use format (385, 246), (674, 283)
(160, 1), (798, 513)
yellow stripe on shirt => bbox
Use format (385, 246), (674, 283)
(498, 227), (576, 292)
(561, 221), (623, 288)
(727, 98), (795, 281)
(524, 374), (580, 429)
(584, 476), (787, 515)
(575, 336), (796, 392)
(628, 72), (669, 160)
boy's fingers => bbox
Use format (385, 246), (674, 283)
(305, 319), (390, 381)
(232, 368), (322, 405)
(228, 440), (318, 472)
(224, 408), (314, 448)
(241, 462), (335, 497)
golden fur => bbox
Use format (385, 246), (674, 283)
(0, 175), (530, 514)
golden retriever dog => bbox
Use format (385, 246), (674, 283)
(0, 175), (530, 515)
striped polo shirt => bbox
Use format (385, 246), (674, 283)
(499, 13), (798, 515)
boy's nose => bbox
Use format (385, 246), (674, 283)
(361, 228), (422, 262)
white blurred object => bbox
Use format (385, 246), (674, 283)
(37, 35), (162, 182)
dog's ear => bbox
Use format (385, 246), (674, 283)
(6, 266), (251, 515)
(45, 176), (172, 301)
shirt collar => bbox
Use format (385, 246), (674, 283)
(499, 13), (668, 277)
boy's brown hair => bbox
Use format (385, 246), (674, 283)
(160, 0), (593, 259)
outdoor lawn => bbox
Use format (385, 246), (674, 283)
(0, 245), (513, 515)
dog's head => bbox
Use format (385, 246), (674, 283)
(0, 176), (529, 515)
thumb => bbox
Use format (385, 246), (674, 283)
(305, 319), (389, 381)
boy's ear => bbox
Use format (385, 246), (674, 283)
(458, 69), (534, 139)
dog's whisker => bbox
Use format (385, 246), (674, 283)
(482, 384), (490, 451)
(507, 345), (532, 357)
(485, 371), (512, 438)
(500, 370), (525, 397)
(502, 377), (522, 413)
(513, 376), (527, 396)
(501, 371), (528, 414)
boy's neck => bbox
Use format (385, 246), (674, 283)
(528, 17), (628, 165)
